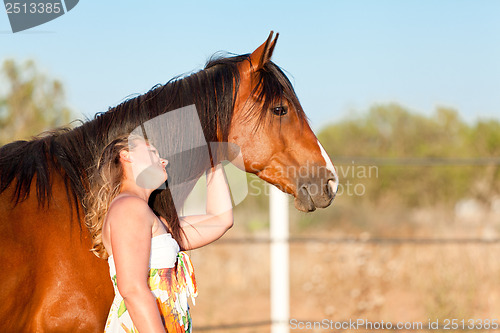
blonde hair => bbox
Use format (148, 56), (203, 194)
(83, 133), (146, 259)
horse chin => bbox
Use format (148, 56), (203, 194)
(294, 186), (317, 212)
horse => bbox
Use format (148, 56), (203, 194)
(0, 31), (338, 332)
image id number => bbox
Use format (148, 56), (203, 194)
(443, 319), (499, 330)
(5, 2), (62, 14)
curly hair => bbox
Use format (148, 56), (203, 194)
(83, 133), (148, 259)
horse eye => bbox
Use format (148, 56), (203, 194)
(272, 106), (288, 116)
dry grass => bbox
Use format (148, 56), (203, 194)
(187, 198), (500, 332)
(190, 238), (500, 332)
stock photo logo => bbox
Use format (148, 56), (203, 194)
(3, 0), (78, 33)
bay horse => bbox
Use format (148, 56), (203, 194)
(0, 32), (338, 332)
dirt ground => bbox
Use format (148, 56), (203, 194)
(183, 185), (500, 333)
(189, 231), (500, 332)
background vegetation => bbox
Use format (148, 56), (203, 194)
(0, 59), (75, 146)
(319, 104), (500, 207)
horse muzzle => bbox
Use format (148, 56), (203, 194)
(294, 177), (338, 212)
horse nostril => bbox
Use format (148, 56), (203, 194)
(325, 182), (331, 196)
(327, 179), (338, 197)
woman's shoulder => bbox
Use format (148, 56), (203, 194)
(106, 195), (152, 226)
(109, 195), (149, 211)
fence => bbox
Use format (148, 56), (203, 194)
(195, 158), (500, 332)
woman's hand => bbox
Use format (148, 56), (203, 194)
(178, 163), (234, 250)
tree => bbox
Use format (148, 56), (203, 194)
(317, 104), (500, 206)
(0, 59), (75, 146)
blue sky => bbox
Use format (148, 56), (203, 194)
(1, 1), (499, 132)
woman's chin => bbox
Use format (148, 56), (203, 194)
(135, 168), (168, 189)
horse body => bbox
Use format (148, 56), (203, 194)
(0, 32), (337, 332)
(0, 167), (113, 332)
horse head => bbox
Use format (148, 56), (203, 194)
(228, 32), (339, 212)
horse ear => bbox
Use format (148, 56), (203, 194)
(249, 31), (279, 71)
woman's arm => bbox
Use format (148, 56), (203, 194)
(179, 163), (234, 250)
(108, 196), (166, 333)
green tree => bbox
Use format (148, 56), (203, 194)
(0, 59), (74, 145)
(318, 104), (500, 206)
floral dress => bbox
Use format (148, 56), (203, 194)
(104, 233), (197, 333)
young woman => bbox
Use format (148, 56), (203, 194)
(83, 133), (233, 333)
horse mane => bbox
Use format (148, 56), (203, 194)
(0, 52), (308, 232)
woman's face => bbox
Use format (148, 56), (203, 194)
(128, 139), (168, 189)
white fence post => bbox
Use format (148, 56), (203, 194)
(270, 184), (290, 333)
